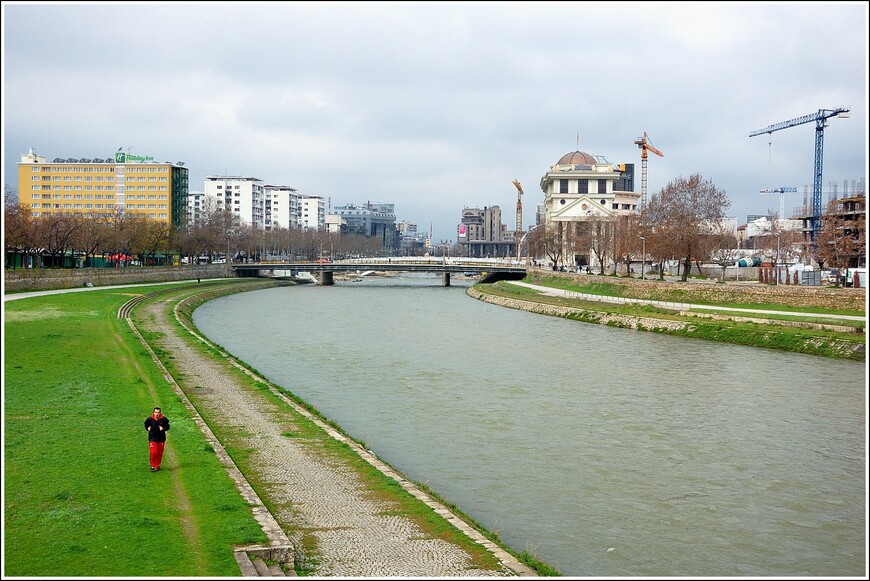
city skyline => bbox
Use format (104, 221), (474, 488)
(3, 2), (867, 242)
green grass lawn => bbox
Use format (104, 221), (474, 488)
(3, 286), (266, 577)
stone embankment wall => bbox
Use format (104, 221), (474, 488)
(466, 287), (690, 332)
(529, 269), (865, 312)
(4, 264), (227, 292)
(467, 286), (865, 360)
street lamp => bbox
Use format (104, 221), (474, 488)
(226, 229), (232, 277)
(775, 232), (781, 286)
(640, 236), (646, 280)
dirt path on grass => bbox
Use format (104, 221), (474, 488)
(136, 296), (528, 577)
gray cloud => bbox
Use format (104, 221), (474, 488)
(4, 1), (867, 241)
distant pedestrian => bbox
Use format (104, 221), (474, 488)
(144, 406), (170, 472)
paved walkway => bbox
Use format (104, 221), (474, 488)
(508, 281), (867, 322)
(136, 294), (532, 577)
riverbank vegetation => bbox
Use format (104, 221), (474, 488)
(471, 276), (865, 361)
(3, 283), (267, 576)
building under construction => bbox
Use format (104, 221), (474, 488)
(789, 178), (866, 266)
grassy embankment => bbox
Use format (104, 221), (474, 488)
(3, 281), (267, 577)
(5, 279), (561, 577)
(473, 275), (866, 360)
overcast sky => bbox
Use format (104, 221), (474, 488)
(2, 1), (867, 242)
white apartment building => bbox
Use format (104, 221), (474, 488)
(299, 196), (325, 230)
(264, 185), (299, 230)
(187, 191), (205, 227)
(204, 175), (265, 229)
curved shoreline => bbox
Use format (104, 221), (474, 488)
(135, 281), (542, 576)
(466, 285), (865, 361)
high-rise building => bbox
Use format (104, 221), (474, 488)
(457, 206), (514, 257)
(299, 196), (326, 230)
(331, 202), (398, 251)
(204, 175), (265, 229)
(264, 185), (299, 230)
(17, 148), (188, 226)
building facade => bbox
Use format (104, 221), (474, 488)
(18, 149), (188, 226)
(299, 196), (326, 230)
(456, 205), (515, 258)
(264, 185), (299, 230)
(203, 175), (265, 229)
(539, 150), (637, 268)
(332, 202), (398, 251)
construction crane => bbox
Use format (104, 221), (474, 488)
(749, 107), (850, 242)
(634, 132), (664, 215)
(512, 179), (523, 262)
(760, 187), (798, 219)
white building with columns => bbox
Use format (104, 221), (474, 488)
(539, 150), (638, 268)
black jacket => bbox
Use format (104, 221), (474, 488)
(144, 415), (170, 443)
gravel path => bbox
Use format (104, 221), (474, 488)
(138, 296), (529, 577)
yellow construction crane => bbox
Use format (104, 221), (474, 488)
(512, 179), (523, 262)
(634, 132), (664, 215)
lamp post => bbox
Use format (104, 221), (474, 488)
(639, 236), (646, 280)
(226, 229), (232, 277)
(775, 232), (781, 286)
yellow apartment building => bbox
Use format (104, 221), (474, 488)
(17, 149), (189, 226)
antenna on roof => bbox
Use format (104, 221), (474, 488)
(576, 130), (579, 149)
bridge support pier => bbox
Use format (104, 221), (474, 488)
(442, 272), (451, 287)
(319, 271), (334, 286)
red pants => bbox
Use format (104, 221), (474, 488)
(149, 441), (165, 469)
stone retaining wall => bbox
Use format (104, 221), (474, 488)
(4, 264), (227, 292)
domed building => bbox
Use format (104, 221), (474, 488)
(538, 149), (638, 270)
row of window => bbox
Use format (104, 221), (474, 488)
(29, 165), (169, 173)
(32, 211), (169, 219)
(559, 179), (610, 194)
(33, 185), (115, 191)
(32, 203), (167, 209)
(30, 193), (167, 200)
(31, 166), (113, 172)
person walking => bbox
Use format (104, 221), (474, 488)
(144, 406), (170, 472)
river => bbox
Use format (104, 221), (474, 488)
(193, 274), (866, 576)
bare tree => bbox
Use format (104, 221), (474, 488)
(74, 215), (111, 267)
(611, 214), (641, 276)
(541, 223), (564, 270)
(709, 231), (741, 281)
(5, 188), (36, 269)
(589, 219), (614, 275)
(130, 219), (171, 265)
(41, 213), (80, 268)
(644, 174), (731, 282)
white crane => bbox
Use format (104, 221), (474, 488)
(759, 187), (797, 219)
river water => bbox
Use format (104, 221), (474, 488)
(193, 274), (866, 576)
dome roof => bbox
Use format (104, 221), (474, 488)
(557, 151), (596, 165)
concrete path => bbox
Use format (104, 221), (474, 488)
(507, 280), (867, 322)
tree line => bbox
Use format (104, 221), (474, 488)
(4, 185), (393, 269)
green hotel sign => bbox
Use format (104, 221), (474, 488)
(114, 152), (155, 163)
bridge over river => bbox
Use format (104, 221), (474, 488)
(231, 259), (527, 286)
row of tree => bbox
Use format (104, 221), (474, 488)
(3, 185), (393, 269)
